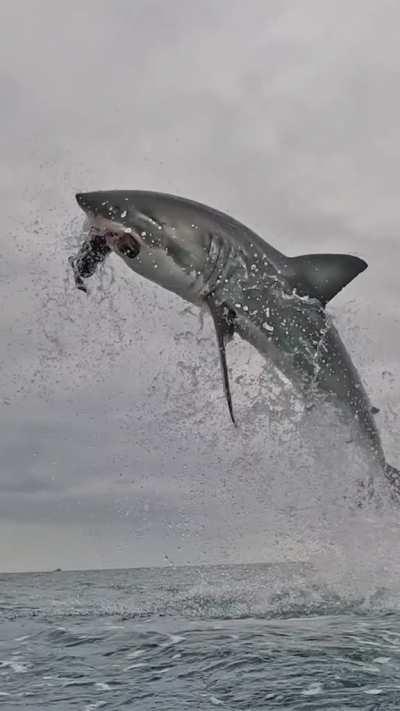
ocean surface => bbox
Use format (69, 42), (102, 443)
(1, 564), (400, 710)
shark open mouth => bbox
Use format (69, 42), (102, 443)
(69, 227), (141, 293)
(87, 216), (142, 259)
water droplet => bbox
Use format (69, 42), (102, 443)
(263, 322), (274, 332)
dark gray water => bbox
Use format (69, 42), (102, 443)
(1, 564), (400, 709)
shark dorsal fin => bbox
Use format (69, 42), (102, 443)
(288, 253), (368, 305)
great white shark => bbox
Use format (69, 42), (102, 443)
(70, 190), (399, 495)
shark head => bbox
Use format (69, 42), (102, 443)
(75, 190), (212, 302)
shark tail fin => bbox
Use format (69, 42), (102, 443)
(384, 463), (400, 496)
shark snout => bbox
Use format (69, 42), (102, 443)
(75, 191), (122, 220)
(75, 192), (95, 213)
(76, 191), (112, 216)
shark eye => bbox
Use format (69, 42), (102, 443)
(117, 234), (140, 259)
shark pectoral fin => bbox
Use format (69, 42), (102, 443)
(205, 296), (237, 426)
(289, 253), (368, 305)
(371, 406), (380, 415)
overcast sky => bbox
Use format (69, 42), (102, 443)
(1, 0), (400, 573)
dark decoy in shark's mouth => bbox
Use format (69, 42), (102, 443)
(69, 190), (400, 497)
(68, 233), (111, 292)
(69, 227), (141, 293)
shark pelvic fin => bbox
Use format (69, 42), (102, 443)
(288, 253), (368, 305)
(205, 296), (237, 426)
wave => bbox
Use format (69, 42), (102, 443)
(3, 562), (400, 622)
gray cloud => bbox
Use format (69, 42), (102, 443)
(1, 0), (399, 572)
